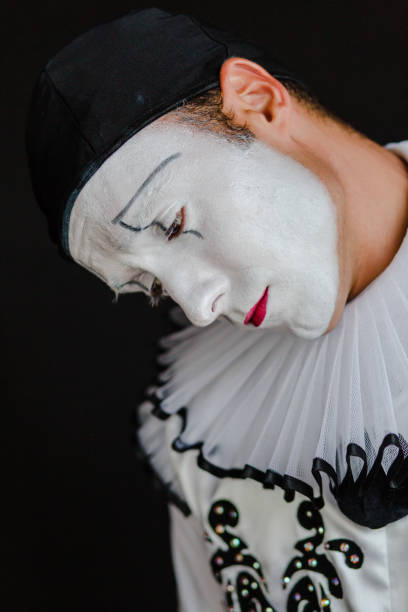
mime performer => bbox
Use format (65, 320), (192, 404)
(26, 8), (408, 611)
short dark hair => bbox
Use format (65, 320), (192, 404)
(168, 80), (350, 143)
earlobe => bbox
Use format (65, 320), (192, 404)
(220, 57), (291, 135)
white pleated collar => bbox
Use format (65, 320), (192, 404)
(143, 140), (408, 527)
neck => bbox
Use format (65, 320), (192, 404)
(290, 104), (408, 301)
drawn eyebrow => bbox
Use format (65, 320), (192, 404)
(111, 153), (181, 225)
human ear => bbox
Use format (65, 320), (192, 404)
(219, 57), (292, 138)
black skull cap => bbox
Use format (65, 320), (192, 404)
(26, 7), (304, 258)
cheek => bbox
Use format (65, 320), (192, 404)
(208, 211), (276, 270)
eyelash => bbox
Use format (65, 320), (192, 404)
(165, 206), (185, 241)
(149, 276), (165, 307)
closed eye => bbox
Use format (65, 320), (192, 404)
(116, 276), (167, 307)
(116, 279), (149, 292)
(115, 206), (203, 240)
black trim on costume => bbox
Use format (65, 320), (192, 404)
(132, 404), (191, 517)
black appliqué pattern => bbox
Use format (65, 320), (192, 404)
(207, 499), (277, 611)
(282, 500), (364, 610)
(206, 497), (364, 611)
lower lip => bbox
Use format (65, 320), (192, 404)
(244, 287), (269, 327)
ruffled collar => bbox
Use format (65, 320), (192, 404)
(140, 141), (408, 529)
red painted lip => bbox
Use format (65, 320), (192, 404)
(244, 287), (269, 327)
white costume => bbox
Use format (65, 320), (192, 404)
(137, 141), (408, 612)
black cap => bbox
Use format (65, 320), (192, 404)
(26, 7), (304, 257)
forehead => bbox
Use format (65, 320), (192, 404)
(68, 121), (251, 251)
(67, 123), (227, 280)
(70, 121), (242, 223)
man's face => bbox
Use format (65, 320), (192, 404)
(69, 122), (339, 339)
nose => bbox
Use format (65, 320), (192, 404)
(163, 269), (227, 327)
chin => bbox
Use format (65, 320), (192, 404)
(285, 291), (341, 339)
(275, 315), (334, 340)
(286, 310), (340, 339)
(289, 325), (326, 340)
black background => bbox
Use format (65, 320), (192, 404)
(5, 1), (407, 610)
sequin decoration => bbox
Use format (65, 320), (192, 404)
(324, 539), (364, 570)
(207, 500), (277, 611)
(283, 500), (365, 610)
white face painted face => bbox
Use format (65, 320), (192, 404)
(69, 122), (339, 339)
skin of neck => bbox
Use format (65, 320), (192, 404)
(220, 57), (408, 333)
